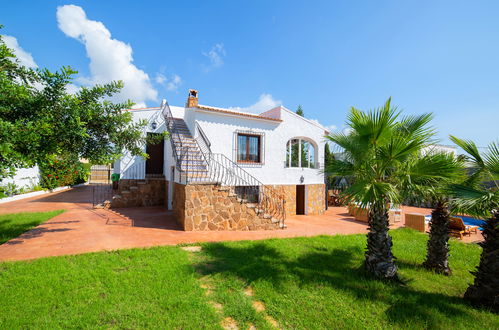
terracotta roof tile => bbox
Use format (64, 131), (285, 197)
(196, 105), (282, 122)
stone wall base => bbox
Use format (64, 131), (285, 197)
(111, 178), (167, 208)
(173, 183), (280, 231)
(270, 184), (325, 216)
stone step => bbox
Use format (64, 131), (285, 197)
(182, 169), (209, 173)
(178, 159), (205, 164)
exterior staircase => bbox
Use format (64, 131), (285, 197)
(169, 118), (210, 182)
(162, 101), (286, 229)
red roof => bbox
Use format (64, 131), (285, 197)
(196, 105), (282, 122)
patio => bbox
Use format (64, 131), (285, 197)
(0, 186), (483, 261)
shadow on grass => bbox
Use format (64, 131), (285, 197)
(0, 214), (70, 245)
(195, 241), (485, 327)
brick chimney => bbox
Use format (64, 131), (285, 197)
(186, 89), (198, 108)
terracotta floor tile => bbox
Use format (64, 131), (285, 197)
(0, 186), (483, 261)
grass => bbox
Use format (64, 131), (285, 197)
(0, 247), (220, 329)
(192, 229), (497, 329)
(0, 210), (65, 244)
(0, 228), (497, 329)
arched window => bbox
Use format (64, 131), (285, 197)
(285, 138), (317, 168)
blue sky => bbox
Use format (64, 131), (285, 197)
(1, 1), (498, 147)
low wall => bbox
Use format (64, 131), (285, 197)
(173, 183), (279, 231)
(111, 178), (167, 208)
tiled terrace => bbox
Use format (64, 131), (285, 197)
(0, 185), (483, 261)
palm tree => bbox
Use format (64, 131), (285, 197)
(450, 136), (499, 311)
(326, 98), (441, 279)
(401, 152), (464, 275)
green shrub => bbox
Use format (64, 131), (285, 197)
(39, 155), (88, 189)
(74, 162), (91, 184)
(0, 182), (21, 197)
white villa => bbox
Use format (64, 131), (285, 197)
(111, 89), (329, 231)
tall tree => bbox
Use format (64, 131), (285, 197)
(324, 143), (335, 186)
(296, 105), (304, 116)
(0, 31), (159, 180)
(401, 152), (465, 275)
(325, 98), (450, 280)
(450, 136), (499, 311)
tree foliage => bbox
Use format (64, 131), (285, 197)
(296, 105), (304, 117)
(325, 98), (457, 279)
(449, 136), (499, 311)
(0, 30), (160, 181)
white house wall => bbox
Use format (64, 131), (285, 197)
(116, 108), (168, 179)
(119, 104), (327, 186)
(193, 107), (326, 185)
(1, 166), (40, 189)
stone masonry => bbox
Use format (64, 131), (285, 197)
(111, 178), (166, 208)
(173, 183), (280, 231)
(271, 184), (325, 216)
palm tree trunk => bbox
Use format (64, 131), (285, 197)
(365, 202), (398, 279)
(423, 201), (451, 275)
(464, 211), (499, 312)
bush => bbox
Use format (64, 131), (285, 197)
(0, 183), (22, 197)
(39, 155), (89, 190)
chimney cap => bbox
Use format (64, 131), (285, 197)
(186, 89), (199, 108)
(188, 89), (198, 98)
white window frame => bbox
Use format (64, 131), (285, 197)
(286, 138), (317, 168)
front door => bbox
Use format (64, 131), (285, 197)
(146, 133), (164, 176)
(296, 185), (306, 215)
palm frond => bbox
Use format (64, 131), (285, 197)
(450, 184), (499, 218)
(324, 159), (355, 177)
(483, 141), (499, 180)
(450, 135), (485, 168)
(398, 113), (435, 143)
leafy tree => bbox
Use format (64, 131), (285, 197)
(296, 105), (304, 117)
(450, 136), (499, 311)
(0, 31), (161, 181)
(325, 98), (452, 280)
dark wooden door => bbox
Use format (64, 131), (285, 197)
(146, 133), (164, 175)
(296, 185), (306, 215)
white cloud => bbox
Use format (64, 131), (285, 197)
(155, 72), (182, 92)
(308, 119), (335, 132)
(230, 93), (281, 114)
(65, 83), (80, 95)
(343, 127), (353, 135)
(166, 74), (182, 91)
(56, 5), (158, 107)
(155, 73), (166, 85)
(2, 35), (37, 68)
(202, 43), (225, 71)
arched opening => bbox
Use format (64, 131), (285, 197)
(285, 138), (317, 168)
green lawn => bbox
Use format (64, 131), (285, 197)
(0, 229), (497, 329)
(0, 247), (220, 329)
(0, 210), (65, 244)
